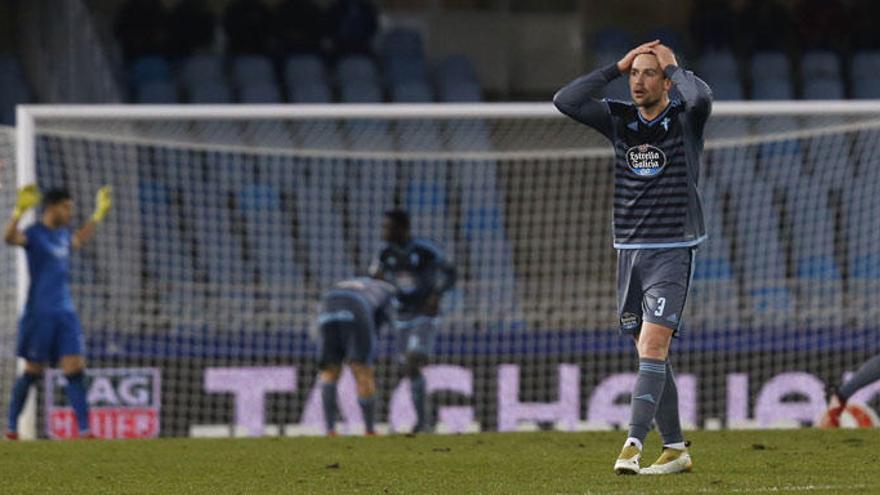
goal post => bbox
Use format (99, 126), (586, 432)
(8, 101), (880, 438)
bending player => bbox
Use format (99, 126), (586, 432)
(369, 209), (456, 434)
(315, 277), (397, 436)
(4, 185), (112, 439)
(555, 41), (712, 474)
(819, 356), (880, 428)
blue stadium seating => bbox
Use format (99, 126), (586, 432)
(337, 55), (380, 84)
(697, 51), (739, 81)
(687, 181), (740, 330)
(852, 79), (880, 99)
(750, 51), (791, 81)
(135, 81), (179, 103)
(801, 50), (841, 79)
(710, 80), (744, 100)
(340, 80), (383, 103)
(188, 81), (234, 103)
(385, 55), (428, 85)
(734, 180), (795, 329)
(844, 178), (880, 329)
(288, 81), (333, 103)
(180, 54), (225, 88)
(787, 177), (844, 329)
(439, 81), (482, 102)
(802, 78), (845, 100)
(239, 81), (283, 103)
(751, 78), (794, 100)
(284, 54), (326, 87)
(231, 55), (275, 87)
(391, 80), (433, 102)
(130, 55), (172, 85)
(436, 55), (479, 87)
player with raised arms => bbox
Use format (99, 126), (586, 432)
(4, 185), (112, 439)
(314, 277), (397, 436)
(369, 209), (456, 434)
(555, 40), (712, 474)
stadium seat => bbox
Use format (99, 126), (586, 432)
(288, 81), (333, 103)
(340, 80), (383, 103)
(135, 81), (179, 103)
(852, 78), (880, 99)
(188, 81), (233, 103)
(844, 178), (880, 329)
(337, 55), (380, 84)
(734, 181), (794, 329)
(436, 55), (479, 87)
(803, 116), (852, 190)
(851, 51), (880, 80)
(802, 77), (845, 100)
(697, 51), (739, 81)
(686, 182), (740, 331)
(709, 80), (744, 100)
(755, 117), (803, 185)
(291, 159), (355, 286)
(385, 55), (428, 85)
(391, 80), (433, 102)
(750, 51), (791, 81)
(284, 54), (326, 86)
(787, 177), (844, 329)
(239, 81), (283, 103)
(801, 50), (841, 79)
(231, 55), (275, 87)
(130, 55), (172, 85)
(180, 54), (225, 88)
(439, 81), (483, 102)
(751, 78), (794, 100)
(238, 183), (304, 315)
(379, 27), (424, 59)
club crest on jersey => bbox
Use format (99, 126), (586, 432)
(625, 144), (667, 177)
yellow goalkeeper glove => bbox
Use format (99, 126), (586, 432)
(13, 184), (41, 219)
(91, 185), (112, 223)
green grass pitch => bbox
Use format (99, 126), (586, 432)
(1, 429), (879, 494)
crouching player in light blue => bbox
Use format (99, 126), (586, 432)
(369, 209), (456, 433)
(3, 185), (112, 440)
(314, 277), (397, 436)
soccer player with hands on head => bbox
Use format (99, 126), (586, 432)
(555, 40), (712, 475)
(4, 184), (112, 440)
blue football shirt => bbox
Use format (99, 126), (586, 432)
(23, 223), (75, 315)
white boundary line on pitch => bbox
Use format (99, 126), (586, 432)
(578, 484), (869, 495)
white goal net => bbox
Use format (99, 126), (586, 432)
(6, 102), (880, 437)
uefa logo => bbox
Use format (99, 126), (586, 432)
(625, 144), (667, 177)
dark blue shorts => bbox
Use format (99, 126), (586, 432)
(17, 310), (84, 365)
(317, 321), (376, 368)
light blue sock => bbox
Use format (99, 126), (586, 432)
(410, 375), (427, 431)
(64, 372), (90, 434)
(8, 373), (39, 433)
(321, 382), (338, 433)
(358, 395), (376, 434)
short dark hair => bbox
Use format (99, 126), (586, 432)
(43, 188), (72, 206)
(384, 208), (410, 230)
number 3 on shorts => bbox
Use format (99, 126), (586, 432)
(654, 297), (667, 317)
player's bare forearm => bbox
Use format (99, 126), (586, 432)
(3, 215), (25, 246)
(72, 220), (98, 250)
